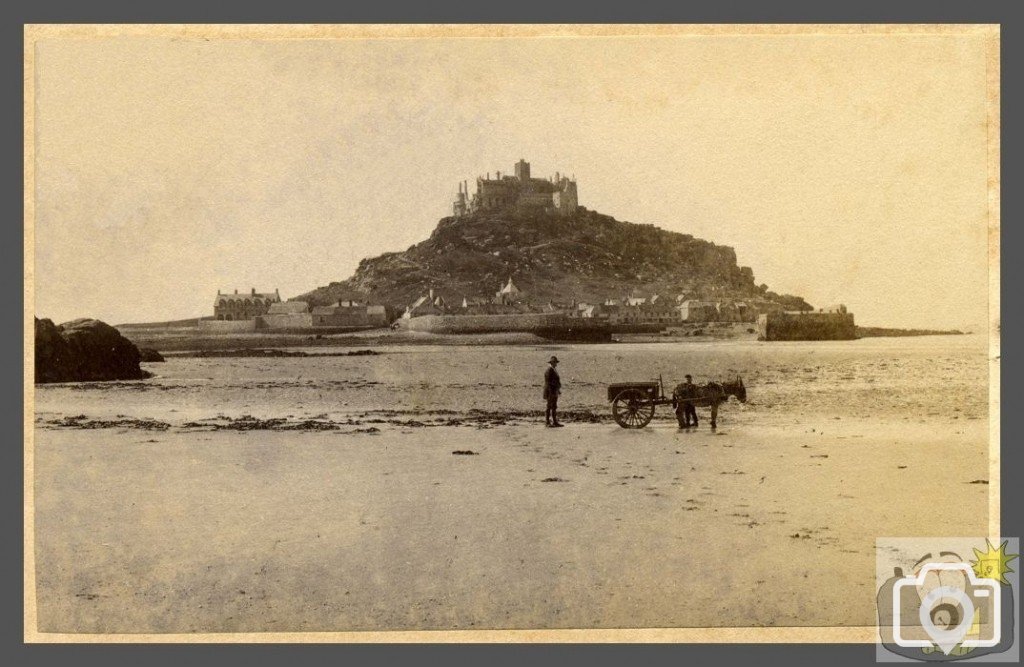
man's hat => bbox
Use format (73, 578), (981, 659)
(685, 374), (692, 380)
(549, 356), (559, 364)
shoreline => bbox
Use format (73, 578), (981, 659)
(118, 323), (969, 354)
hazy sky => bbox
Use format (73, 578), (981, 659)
(32, 29), (995, 329)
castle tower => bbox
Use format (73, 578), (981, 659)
(553, 179), (578, 216)
(514, 159), (530, 182)
(453, 181), (468, 216)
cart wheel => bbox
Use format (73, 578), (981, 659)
(612, 389), (655, 429)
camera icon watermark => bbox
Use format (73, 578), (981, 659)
(892, 562), (1001, 654)
(877, 538), (1018, 662)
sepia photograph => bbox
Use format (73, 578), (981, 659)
(25, 24), (1000, 643)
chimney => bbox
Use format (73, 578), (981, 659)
(217, 289), (221, 295)
(234, 289), (238, 295)
(429, 288), (434, 300)
(275, 288), (280, 297)
(251, 287), (256, 296)
(556, 171), (560, 182)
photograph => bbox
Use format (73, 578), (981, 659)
(25, 24), (1000, 642)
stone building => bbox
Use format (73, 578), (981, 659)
(261, 301), (313, 329)
(403, 289), (446, 319)
(453, 159), (578, 217)
(312, 303), (388, 327)
(214, 288), (281, 320)
(639, 296), (681, 325)
(495, 277), (523, 305)
(677, 300), (718, 323)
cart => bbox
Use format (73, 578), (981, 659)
(607, 375), (679, 429)
(607, 375), (747, 429)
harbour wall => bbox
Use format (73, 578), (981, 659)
(757, 312), (856, 341)
(401, 313), (611, 340)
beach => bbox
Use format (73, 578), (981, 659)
(32, 335), (991, 633)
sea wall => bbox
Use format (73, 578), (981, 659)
(758, 312), (856, 341)
(401, 313), (611, 341)
(312, 312), (388, 328)
(197, 319), (259, 333)
(196, 314), (385, 333)
(402, 313), (566, 334)
(262, 313), (315, 329)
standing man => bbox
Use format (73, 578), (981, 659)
(543, 355), (563, 427)
(673, 374), (699, 428)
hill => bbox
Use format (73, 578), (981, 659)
(298, 208), (810, 312)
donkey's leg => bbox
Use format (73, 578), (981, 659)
(710, 401), (719, 430)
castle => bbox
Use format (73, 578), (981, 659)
(453, 159), (578, 217)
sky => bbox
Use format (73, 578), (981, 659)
(32, 28), (995, 329)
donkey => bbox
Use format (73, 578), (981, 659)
(672, 377), (747, 429)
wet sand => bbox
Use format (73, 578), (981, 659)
(32, 336), (991, 633)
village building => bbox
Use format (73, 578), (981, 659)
(495, 277), (523, 305)
(571, 302), (594, 318)
(717, 301), (743, 323)
(677, 300), (718, 323)
(453, 160), (578, 217)
(461, 296), (492, 309)
(267, 301), (310, 316)
(403, 289), (446, 319)
(213, 288), (281, 320)
(312, 302), (388, 327)
(261, 300), (313, 328)
(639, 297), (680, 325)
(747, 299), (786, 319)
(583, 303), (617, 322)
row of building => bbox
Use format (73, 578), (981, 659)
(576, 296), (767, 325)
(207, 289), (388, 331)
(399, 279), (806, 328)
(210, 283), (849, 337)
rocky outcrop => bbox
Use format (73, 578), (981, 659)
(298, 208), (811, 311)
(35, 317), (152, 383)
(138, 347), (166, 362)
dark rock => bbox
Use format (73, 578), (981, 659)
(138, 347), (165, 362)
(295, 209), (812, 312)
(35, 317), (152, 383)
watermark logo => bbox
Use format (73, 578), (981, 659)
(877, 538), (1018, 662)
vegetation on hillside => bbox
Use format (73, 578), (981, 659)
(299, 207), (812, 311)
